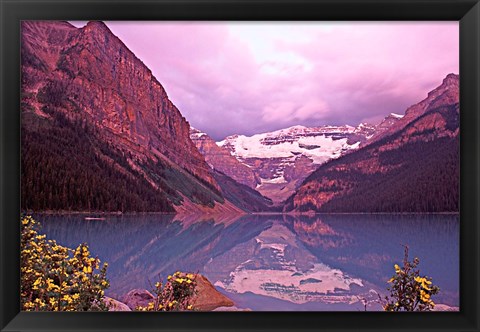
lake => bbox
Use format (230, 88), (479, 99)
(38, 213), (459, 311)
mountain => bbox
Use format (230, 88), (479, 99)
(211, 170), (276, 213)
(21, 21), (239, 213)
(365, 73), (459, 146)
(285, 74), (459, 213)
(189, 128), (275, 212)
(190, 128), (259, 188)
(21, 21), (458, 214)
(367, 113), (404, 144)
(215, 124), (376, 203)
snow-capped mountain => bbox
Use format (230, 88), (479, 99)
(215, 123), (377, 203)
(218, 124), (372, 164)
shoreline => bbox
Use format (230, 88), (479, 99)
(26, 210), (460, 216)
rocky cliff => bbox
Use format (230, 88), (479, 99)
(21, 21), (226, 212)
(286, 74), (459, 213)
(23, 21), (215, 185)
(189, 128), (275, 212)
(190, 128), (259, 188)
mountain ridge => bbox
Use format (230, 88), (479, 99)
(21, 20), (459, 215)
(213, 123), (377, 203)
(285, 74), (459, 213)
(21, 20), (232, 213)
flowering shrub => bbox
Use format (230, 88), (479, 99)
(21, 216), (110, 311)
(383, 246), (439, 311)
(136, 272), (197, 311)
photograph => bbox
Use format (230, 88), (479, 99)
(20, 20), (459, 312)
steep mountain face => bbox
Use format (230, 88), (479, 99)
(286, 74), (459, 213)
(366, 74), (459, 146)
(211, 170), (275, 213)
(189, 128), (275, 212)
(367, 113), (404, 143)
(190, 128), (260, 189)
(21, 21), (229, 213)
(216, 124), (376, 203)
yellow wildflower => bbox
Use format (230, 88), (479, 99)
(24, 302), (35, 310)
(420, 290), (431, 302)
(32, 278), (42, 290)
(46, 278), (60, 291)
(416, 276), (432, 290)
(394, 264), (401, 273)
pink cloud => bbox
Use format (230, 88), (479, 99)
(73, 21), (458, 140)
(274, 22), (459, 125)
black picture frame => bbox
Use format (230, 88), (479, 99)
(1, 0), (479, 331)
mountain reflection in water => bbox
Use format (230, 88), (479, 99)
(39, 213), (459, 311)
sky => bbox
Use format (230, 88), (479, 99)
(72, 21), (459, 141)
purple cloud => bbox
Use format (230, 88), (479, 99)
(72, 21), (459, 140)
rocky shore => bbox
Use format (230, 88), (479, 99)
(103, 274), (247, 312)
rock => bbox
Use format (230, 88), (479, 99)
(190, 127), (259, 189)
(432, 304), (460, 311)
(119, 274), (235, 311)
(213, 306), (252, 311)
(104, 296), (131, 311)
(122, 289), (155, 310)
(192, 274), (235, 311)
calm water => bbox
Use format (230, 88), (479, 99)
(38, 213), (459, 311)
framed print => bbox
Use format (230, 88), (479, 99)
(1, 0), (479, 331)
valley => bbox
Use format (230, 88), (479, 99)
(19, 20), (460, 312)
(21, 20), (459, 215)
